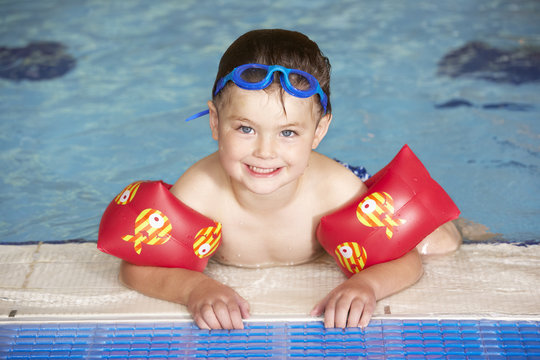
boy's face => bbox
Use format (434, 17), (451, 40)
(209, 86), (331, 196)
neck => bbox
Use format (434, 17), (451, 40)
(229, 176), (303, 213)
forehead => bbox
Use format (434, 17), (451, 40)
(218, 86), (319, 124)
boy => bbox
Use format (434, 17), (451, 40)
(119, 29), (461, 330)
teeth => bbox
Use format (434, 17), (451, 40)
(250, 166), (277, 174)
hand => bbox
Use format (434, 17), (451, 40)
(186, 278), (250, 330)
(310, 274), (376, 329)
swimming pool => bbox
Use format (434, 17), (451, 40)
(1, 0), (539, 244)
(1, 2), (539, 357)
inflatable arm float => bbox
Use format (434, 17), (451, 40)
(98, 181), (221, 272)
(317, 145), (460, 277)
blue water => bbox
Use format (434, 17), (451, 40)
(1, 0), (539, 243)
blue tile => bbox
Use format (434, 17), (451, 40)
(1, 319), (538, 359)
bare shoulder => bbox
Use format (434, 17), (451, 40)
(170, 152), (225, 214)
(308, 152), (367, 213)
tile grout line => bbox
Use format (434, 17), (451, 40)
(21, 242), (42, 290)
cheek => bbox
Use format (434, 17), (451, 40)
(219, 133), (248, 160)
(283, 141), (312, 166)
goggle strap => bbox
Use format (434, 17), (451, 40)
(185, 109), (210, 122)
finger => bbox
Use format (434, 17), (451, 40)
(213, 302), (234, 329)
(227, 303), (245, 330)
(359, 300), (376, 329)
(194, 316), (210, 330)
(236, 294), (250, 319)
(346, 299), (364, 328)
(200, 303), (222, 329)
(310, 301), (325, 317)
(236, 294), (251, 319)
(334, 297), (350, 329)
(323, 297), (337, 328)
(193, 307), (212, 330)
(310, 293), (330, 317)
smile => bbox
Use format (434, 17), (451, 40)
(247, 165), (281, 176)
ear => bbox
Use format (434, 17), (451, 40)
(312, 113), (332, 149)
(208, 100), (219, 141)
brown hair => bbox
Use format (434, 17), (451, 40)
(212, 29), (332, 114)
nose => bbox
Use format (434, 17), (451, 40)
(253, 135), (277, 159)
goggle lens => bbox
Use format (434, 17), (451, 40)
(288, 72), (312, 91)
(239, 67), (268, 83)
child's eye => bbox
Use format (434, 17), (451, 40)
(239, 126), (254, 134)
(281, 130), (296, 137)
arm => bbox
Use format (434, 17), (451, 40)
(311, 248), (423, 328)
(119, 261), (250, 329)
(416, 220), (462, 255)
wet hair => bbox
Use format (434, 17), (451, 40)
(212, 29), (332, 114)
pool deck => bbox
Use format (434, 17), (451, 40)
(0, 242), (539, 324)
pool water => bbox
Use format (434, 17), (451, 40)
(0, 0), (539, 244)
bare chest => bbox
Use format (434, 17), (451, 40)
(212, 207), (323, 267)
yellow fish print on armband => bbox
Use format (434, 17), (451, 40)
(356, 191), (406, 239)
(335, 242), (367, 274)
(115, 181), (143, 205)
(122, 208), (172, 254)
(193, 223), (222, 259)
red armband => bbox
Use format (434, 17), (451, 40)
(97, 181), (222, 272)
(317, 145), (460, 277)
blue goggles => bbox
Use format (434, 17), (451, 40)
(186, 64), (328, 121)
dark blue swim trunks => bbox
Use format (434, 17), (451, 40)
(334, 159), (370, 182)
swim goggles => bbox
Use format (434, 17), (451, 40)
(185, 63), (328, 121)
